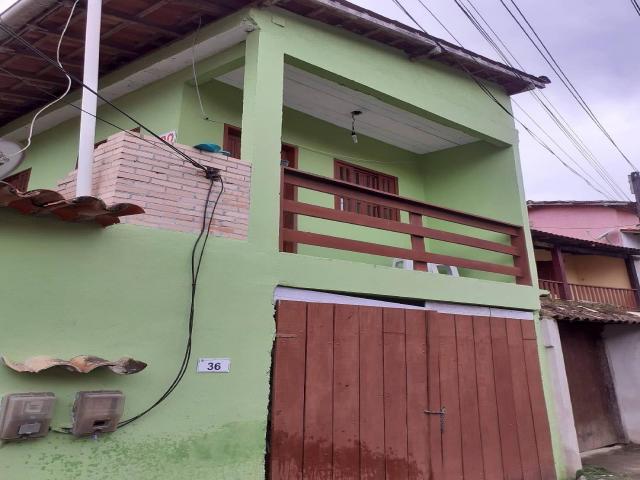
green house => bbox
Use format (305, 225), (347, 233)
(0, 0), (563, 478)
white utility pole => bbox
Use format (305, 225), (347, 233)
(75, 0), (102, 197)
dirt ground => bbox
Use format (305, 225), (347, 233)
(581, 444), (640, 479)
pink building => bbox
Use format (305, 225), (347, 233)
(528, 200), (640, 248)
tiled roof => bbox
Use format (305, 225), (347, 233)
(541, 297), (640, 324)
(528, 200), (635, 209)
(0, 181), (144, 227)
(2, 355), (147, 374)
(531, 228), (640, 255)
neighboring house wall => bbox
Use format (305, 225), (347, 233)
(603, 324), (640, 443)
(563, 254), (631, 289)
(534, 248), (631, 289)
(529, 205), (638, 245)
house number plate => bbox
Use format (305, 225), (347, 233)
(197, 358), (231, 373)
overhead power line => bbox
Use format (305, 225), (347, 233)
(448, 0), (629, 200)
(0, 20), (211, 176)
(0, 65), (201, 171)
(389, 0), (615, 199)
(630, 0), (640, 17)
(498, 0), (638, 171)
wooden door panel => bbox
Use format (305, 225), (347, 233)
(270, 301), (307, 480)
(457, 315), (485, 480)
(333, 304), (360, 479)
(302, 303), (334, 479)
(405, 310), (429, 479)
(491, 317), (525, 480)
(506, 319), (542, 480)
(473, 316), (505, 480)
(438, 313), (464, 480)
(427, 311), (444, 479)
(383, 309), (409, 480)
(270, 302), (557, 479)
(359, 306), (386, 480)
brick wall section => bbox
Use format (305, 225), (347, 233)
(56, 131), (251, 239)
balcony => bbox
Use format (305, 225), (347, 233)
(280, 168), (532, 285)
(539, 279), (638, 310)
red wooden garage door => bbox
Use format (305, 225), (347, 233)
(269, 301), (556, 480)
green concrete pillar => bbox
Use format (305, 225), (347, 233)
(241, 27), (285, 250)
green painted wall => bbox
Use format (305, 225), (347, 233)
(176, 79), (521, 278)
(0, 6), (560, 479)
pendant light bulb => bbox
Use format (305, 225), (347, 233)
(350, 110), (362, 145)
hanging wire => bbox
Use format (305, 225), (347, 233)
(7, 0), (78, 158)
(389, 0), (620, 200)
(498, 0), (638, 171)
(447, 0), (627, 200)
(191, 16), (216, 123)
(0, 20), (210, 175)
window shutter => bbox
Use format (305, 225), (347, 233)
(334, 160), (398, 220)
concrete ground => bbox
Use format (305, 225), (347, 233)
(581, 444), (640, 479)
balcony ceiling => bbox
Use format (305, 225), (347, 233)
(218, 65), (478, 154)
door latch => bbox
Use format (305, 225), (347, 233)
(424, 407), (446, 433)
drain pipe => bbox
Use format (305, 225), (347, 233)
(75, 0), (102, 197)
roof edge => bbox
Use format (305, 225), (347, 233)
(270, 0), (550, 94)
(528, 200), (634, 207)
(531, 228), (640, 255)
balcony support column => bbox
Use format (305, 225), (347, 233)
(625, 255), (640, 309)
(241, 26), (285, 249)
(551, 246), (572, 300)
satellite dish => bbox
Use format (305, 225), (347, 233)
(0, 140), (25, 180)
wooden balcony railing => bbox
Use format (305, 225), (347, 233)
(280, 168), (532, 285)
(539, 278), (639, 310)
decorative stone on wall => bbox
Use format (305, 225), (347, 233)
(56, 131), (251, 239)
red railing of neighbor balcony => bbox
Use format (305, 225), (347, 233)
(539, 278), (638, 310)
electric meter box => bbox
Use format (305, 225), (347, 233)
(71, 390), (125, 437)
(0, 392), (56, 441)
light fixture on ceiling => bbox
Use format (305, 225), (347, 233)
(351, 110), (362, 144)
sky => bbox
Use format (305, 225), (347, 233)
(347, 0), (640, 202)
(1, 0), (638, 201)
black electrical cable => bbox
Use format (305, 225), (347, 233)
(0, 66), (204, 171)
(389, 0), (613, 199)
(424, 0), (618, 200)
(118, 175), (224, 428)
(632, 0), (640, 16)
(458, 0), (630, 200)
(447, 0), (627, 200)
(0, 20), (209, 175)
(402, 0), (626, 200)
(52, 176), (224, 434)
(413, 0), (629, 200)
(498, 0), (638, 171)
